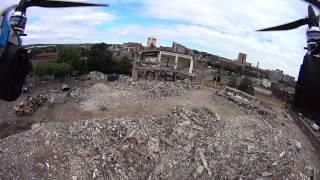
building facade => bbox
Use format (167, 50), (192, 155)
(147, 37), (157, 47)
(269, 69), (284, 82)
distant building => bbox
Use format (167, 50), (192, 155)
(108, 44), (123, 52)
(237, 53), (247, 65)
(281, 74), (296, 87)
(159, 46), (172, 52)
(147, 37), (157, 47)
(26, 45), (57, 62)
(172, 42), (187, 54)
(269, 69), (283, 82)
(271, 82), (295, 102)
(123, 42), (143, 53)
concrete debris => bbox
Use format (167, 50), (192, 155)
(260, 172), (273, 177)
(14, 95), (47, 116)
(87, 71), (106, 80)
(279, 151), (285, 158)
(49, 92), (68, 104)
(148, 137), (160, 153)
(1, 77), (319, 179)
(312, 123), (320, 132)
(72, 77), (189, 111)
(198, 148), (212, 176)
(295, 140), (303, 152)
(218, 87), (275, 117)
(196, 165), (205, 175)
(62, 83), (70, 91)
(0, 104), (318, 179)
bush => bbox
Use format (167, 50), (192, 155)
(117, 56), (131, 75)
(87, 43), (115, 74)
(57, 46), (86, 73)
(33, 62), (73, 77)
(238, 76), (254, 95)
(228, 74), (238, 88)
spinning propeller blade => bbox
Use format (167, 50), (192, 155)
(258, 18), (309, 31)
(25, 0), (109, 8)
(258, 5), (319, 31)
(303, 0), (320, 9)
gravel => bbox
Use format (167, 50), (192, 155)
(72, 77), (187, 112)
(0, 106), (318, 179)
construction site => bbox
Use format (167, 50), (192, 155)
(0, 39), (320, 179)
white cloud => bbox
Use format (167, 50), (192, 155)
(135, 0), (308, 78)
(0, 0), (312, 78)
(0, 0), (115, 43)
(107, 23), (304, 78)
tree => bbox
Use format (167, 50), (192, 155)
(33, 62), (73, 77)
(228, 74), (238, 88)
(117, 56), (131, 75)
(87, 43), (115, 74)
(57, 46), (86, 73)
(238, 76), (255, 95)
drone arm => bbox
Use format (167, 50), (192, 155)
(0, 15), (12, 51)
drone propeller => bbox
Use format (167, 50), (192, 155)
(258, 18), (309, 31)
(303, 0), (320, 9)
(14, 0), (108, 13)
(24, 0), (109, 8)
(258, 5), (319, 31)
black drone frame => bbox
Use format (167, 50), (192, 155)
(259, 0), (320, 119)
(0, 0), (108, 101)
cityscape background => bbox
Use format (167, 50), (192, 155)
(0, 0), (309, 78)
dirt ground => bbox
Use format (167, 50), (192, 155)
(0, 78), (319, 179)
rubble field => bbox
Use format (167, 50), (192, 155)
(0, 77), (319, 179)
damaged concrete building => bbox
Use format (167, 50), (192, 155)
(132, 49), (204, 82)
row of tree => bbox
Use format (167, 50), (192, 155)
(33, 43), (131, 77)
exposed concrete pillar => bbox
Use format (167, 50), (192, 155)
(174, 55), (178, 70)
(132, 53), (138, 80)
(158, 51), (162, 64)
(189, 57), (194, 74)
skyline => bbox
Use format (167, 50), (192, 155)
(1, 0), (311, 78)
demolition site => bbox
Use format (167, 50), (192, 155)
(0, 37), (319, 179)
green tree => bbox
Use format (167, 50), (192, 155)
(87, 43), (115, 74)
(118, 56), (131, 75)
(228, 74), (238, 88)
(33, 62), (73, 77)
(57, 46), (87, 73)
(238, 76), (255, 95)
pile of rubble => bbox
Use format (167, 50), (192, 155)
(87, 71), (106, 80)
(1, 106), (317, 179)
(13, 95), (47, 116)
(66, 106), (222, 179)
(72, 77), (187, 111)
(218, 86), (275, 117)
(66, 106), (317, 179)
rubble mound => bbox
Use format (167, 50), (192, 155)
(87, 71), (106, 80)
(0, 106), (317, 179)
(74, 78), (186, 111)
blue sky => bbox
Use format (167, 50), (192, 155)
(0, 0), (312, 78)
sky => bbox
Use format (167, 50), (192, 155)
(0, 0), (312, 78)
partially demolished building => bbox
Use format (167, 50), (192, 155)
(132, 49), (206, 82)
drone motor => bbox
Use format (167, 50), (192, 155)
(9, 11), (27, 35)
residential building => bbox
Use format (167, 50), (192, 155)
(147, 37), (157, 47)
(281, 74), (296, 86)
(237, 53), (247, 65)
(269, 69), (283, 82)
